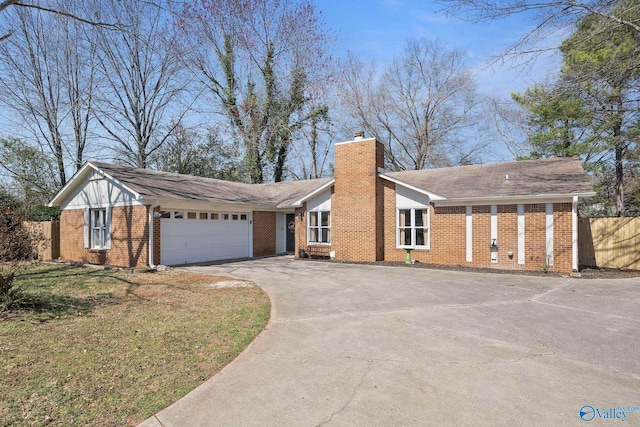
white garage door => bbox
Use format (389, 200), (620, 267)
(160, 211), (250, 265)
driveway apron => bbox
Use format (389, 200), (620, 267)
(140, 256), (640, 426)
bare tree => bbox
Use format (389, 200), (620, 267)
(437, 0), (640, 62)
(341, 39), (484, 171)
(61, 6), (98, 171)
(288, 102), (333, 179)
(92, 0), (188, 168)
(484, 96), (535, 159)
(0, 2), (100, 186)
(0, 0), (121, 42)
(181, 0), (334, 183)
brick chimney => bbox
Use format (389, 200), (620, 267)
(332, 132), (384, 261)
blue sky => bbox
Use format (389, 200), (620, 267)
(318, 0), (562, 100)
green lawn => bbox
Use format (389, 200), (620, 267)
(0, 264), (270, 426)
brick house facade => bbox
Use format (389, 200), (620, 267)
(50, 135), (593, 272)
(60, 205), (150, 268)
(294, 135), (592, 274)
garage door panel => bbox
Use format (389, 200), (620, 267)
(160, 216), (250, 265)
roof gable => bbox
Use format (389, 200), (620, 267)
(48, 162), (142, 207)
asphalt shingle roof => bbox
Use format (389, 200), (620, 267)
(89, 156), (592, 208)
(92, 162), (331, 208)
(384, 157), (593, 200)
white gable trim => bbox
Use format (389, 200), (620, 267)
(379, 174), (446, 201)
(49, 162), (143, 207)
(291, 179), (335, 207)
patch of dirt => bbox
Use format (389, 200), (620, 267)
(208, 280), (255, 289)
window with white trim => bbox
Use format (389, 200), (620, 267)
(397, 208), (429, 248)
(308, 211), (330, 244)
(91, 208), (108, 249)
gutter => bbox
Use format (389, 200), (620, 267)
(433, 191), (597, 206)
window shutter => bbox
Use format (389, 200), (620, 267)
(83, 208), (90, 248)
(105, 207), (112, 249)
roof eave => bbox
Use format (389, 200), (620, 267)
(149, 197), (283, 211)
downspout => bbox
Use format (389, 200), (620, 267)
(149, 199), (159, 269)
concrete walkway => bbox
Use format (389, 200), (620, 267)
(140, 257), (640, 426)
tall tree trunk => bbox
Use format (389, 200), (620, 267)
(614, 96), (624, 217)
(615, 142), (624, 216)
(246, 141), (263, 184)
(310, 116), (318, 179)
(273, 142), (288, 182)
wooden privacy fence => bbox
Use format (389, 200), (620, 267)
(23, 221), (60, 261)
(579, 217), (640, 270)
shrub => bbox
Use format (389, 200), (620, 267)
(0, 267), (22, 312)
(0, 207), (34, 262)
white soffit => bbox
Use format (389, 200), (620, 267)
(379, 174), (446, 201)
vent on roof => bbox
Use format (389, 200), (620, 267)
(354, 130), (365, 140)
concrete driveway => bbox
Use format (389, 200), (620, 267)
(141, 256), (640, 426)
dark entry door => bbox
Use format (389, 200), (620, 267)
(286, 213), (295, 253)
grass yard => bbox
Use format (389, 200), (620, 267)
(0, 263), (270, 426)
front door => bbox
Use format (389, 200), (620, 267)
(286, 213), (295, 253)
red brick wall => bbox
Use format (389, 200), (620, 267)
(497, 205), (518, 268)
(381, 182), (574, 273)
(294, 205), (307, 257)
(332, 138), (384, 261)
(253, 211), (276, 257)
(60, 205), (149, 268)
(471, 205), (491, 266)
(525, 204), (547, 268)
(553, 203), (572, 273)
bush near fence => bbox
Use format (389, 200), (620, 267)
(579, 217), (640, 271)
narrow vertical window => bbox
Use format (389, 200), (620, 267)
(91, 208), (107, 249)
(414, 209), (427, 246)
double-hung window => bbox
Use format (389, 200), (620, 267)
(308, 211), (330, 244)
(398, 208), (429, 248)
(91, 208), (108, 249)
